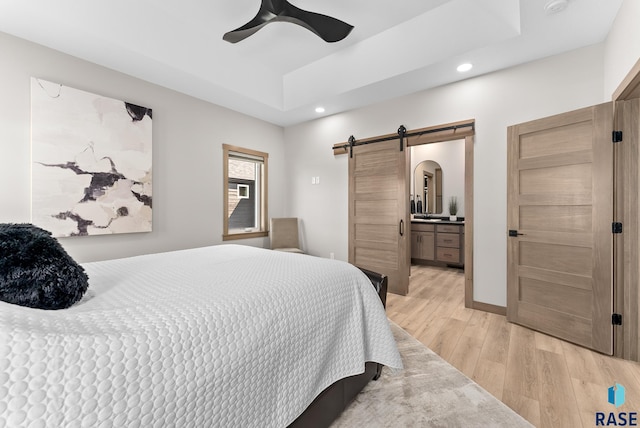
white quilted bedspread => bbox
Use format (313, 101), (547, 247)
(0, 245), (402, 427)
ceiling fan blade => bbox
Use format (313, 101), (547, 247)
(281, 3), (354, 43)
(223, 0), (353, 44)
(223, 7), (276, 43)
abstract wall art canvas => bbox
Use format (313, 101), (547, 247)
(31, 78), (152, 237)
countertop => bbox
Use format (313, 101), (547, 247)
(411, 217), (465, 225)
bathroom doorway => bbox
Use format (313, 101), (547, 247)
(405, 120), (476, 310)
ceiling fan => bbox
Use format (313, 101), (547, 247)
(223, 0), (354, 44)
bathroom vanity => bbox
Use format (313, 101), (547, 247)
(411, 218), (464, 267)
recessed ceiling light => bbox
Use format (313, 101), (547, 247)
(457, 63), (473, 73)
(315, 107), (325, 113)
(544, 0), (569, 15)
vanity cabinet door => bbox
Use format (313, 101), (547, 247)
(419, 232), (435, 261)
(411, 232), (421, 258)
(411, 231), (435, 261)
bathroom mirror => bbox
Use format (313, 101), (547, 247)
(413, 160), (442, 214)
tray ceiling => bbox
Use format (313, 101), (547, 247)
(0, 0), (623, 126)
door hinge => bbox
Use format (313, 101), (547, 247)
(612, 313), (623, 325)
(613, 130), (623, 143)
(612, 222), (623, 234)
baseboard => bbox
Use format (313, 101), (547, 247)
(472, 301), (506, 316)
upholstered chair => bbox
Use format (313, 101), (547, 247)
(270, 218), (304, 254)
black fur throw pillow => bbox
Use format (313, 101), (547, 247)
(0, 223), (89, 310)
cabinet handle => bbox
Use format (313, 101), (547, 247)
(399, 219), (404, 237)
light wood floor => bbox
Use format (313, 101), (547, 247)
(386, 264), (640, 428)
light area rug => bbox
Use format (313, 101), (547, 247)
(331, 322), (533, 428)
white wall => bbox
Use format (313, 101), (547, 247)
(0, 32), (286, 263)
(411, 140), (465, 217)
(4, 25), (627, 307)
(604, 0), (640, 98)
(284, 44), (605, 306)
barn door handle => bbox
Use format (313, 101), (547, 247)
(399, 219), (405, 236)
(509, 230), (524, 237)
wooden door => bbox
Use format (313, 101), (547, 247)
(615, 98), (640, 360)
(507, 103), (613, 355)
(349, 139), (410, 295)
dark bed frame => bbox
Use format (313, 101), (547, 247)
(288, 267), (388, 428)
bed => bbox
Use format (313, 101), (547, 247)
(0, 244), (402, 427)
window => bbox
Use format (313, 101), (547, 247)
(223, 144), (268, 240)
(237, 184), (249, 199)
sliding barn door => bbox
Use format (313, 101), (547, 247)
(349, 139), (410, 295)
(507, 103), (613, 355)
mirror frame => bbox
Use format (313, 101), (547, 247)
(413, 160), (443, 214)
